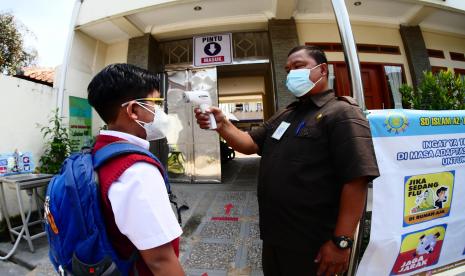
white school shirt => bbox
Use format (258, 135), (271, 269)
(100, 130), (182, 250)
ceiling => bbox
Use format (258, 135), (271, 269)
(77, 0), (465, 44)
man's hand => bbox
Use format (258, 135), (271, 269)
(194, 106), (226, 130)
(315, 240), (350, 276)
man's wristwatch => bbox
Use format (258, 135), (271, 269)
(332, 236), (354, 249)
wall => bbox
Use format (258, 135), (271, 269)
(0, 75), (55, 218)
(105, 40), (129, 65)
(296, 22), (413, 85)
(77, 0), (173, 26)
(218, 76), (265, 96)
(58, 30), (107, 135)
(413, 0), (465, 12)
(422, 30), (465, 72)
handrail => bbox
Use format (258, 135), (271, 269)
(330, 1), (367, 275)
(331, 0), (366, 111)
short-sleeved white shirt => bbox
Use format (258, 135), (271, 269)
(100, 130), (182, 250)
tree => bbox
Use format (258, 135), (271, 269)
(400, 70), (465, 110)
(0, 12), (37, 75)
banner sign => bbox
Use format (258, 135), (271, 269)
(357, 109), (465, 276)
(193, 33), (232, 67)
(0, 151), (34, 176)
(69, 96), (92, 152)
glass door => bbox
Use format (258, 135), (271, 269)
(165, 68), (221, 183)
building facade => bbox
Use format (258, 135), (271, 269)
(64, 0), (465, 182)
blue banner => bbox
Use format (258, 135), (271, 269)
(367, 109), (465, 138)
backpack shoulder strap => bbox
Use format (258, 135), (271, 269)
(93, 141), (170, 193)
(93, 141), (158, 169)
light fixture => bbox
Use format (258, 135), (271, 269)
(354, 1), (362, 6)
(194, 6), (202, 11)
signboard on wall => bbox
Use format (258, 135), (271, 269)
(193, 33), (232, 67)
(69, 96), (92, 152)
(0, 151), (34, 176)
(357, 109), (465, 276)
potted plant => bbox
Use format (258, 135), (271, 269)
(37, 109), (71, 174)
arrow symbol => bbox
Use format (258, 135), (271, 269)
(208, 43), (216, 54)
(224, 203), (234, 216)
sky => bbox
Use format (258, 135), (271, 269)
(0, 0), (75, 68)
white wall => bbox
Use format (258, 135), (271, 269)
(0, 75), (55, 219)
(105, 40), (129, 65)
(57, 30), (107, 135)
(218, 76), (265, 96)
(423, 30), (465, 72)
(77, 0), (174, 26)
(413, 0), (465, 12)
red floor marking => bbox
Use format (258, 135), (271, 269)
(224, 203), (234, 215)
(211, 216), (239, 221)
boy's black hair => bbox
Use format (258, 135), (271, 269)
(87, 63), (160, 123)
(436, 187), (448, 195)
(287, 45), (328, 65)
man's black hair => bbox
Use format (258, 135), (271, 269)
(87, 63), (160, 123)
(287, 45), (328, 65)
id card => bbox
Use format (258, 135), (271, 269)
(271, 121), (290, 140)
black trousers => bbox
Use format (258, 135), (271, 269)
(262, 241), (321, 276)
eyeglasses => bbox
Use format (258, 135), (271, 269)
(121, 97), (165, 108)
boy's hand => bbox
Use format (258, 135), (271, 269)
(194, 107), (227, 130)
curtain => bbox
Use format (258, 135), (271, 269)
(384, 66), (403, 109)
(328, 64), (336, 90)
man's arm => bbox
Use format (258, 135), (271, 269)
(195, 107), (258, 154)
(140, 242), (184, 276)
(315, 176), (369, 276)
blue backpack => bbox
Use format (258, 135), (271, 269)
(44, 142), (174, 276)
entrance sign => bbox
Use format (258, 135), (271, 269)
(358, 109), (465, 276)
(193, 33), (232, 67)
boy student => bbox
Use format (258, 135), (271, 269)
(87, 63), (184, 276)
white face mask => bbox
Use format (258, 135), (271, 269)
(286, 63), (324, 97)
(134, 103), (169, 141)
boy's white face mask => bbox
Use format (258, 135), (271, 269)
(133, 102), (169, 141)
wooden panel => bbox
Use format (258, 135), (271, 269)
(331, 63), (392, 109)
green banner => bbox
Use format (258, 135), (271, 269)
(69, 96), (92, 152)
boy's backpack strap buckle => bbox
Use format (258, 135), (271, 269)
(58, 265), (65, 276)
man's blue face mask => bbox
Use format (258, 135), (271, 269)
(286, 63), (324, 98)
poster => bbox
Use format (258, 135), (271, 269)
(0, 151), (34, 176)
(69, 96), (92, 152)
(403, 171), (454, 226)
(357, 110), (465, 276)
(391, 224), (447, 275)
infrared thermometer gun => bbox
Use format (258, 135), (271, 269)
(183, 90), (217, 130)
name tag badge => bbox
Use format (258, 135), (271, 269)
(271, 121), (291, 140)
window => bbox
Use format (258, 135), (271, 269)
(432, 66), (448, 74)
(357, 44), (379, 53)
(384, 66), (404, 109)
(306, 43), (401, 55)
(450, 52), (465, 62)
(328, 64), (336, 90)
(455, 68), (465, 80)
(427, 49), (445, 59)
